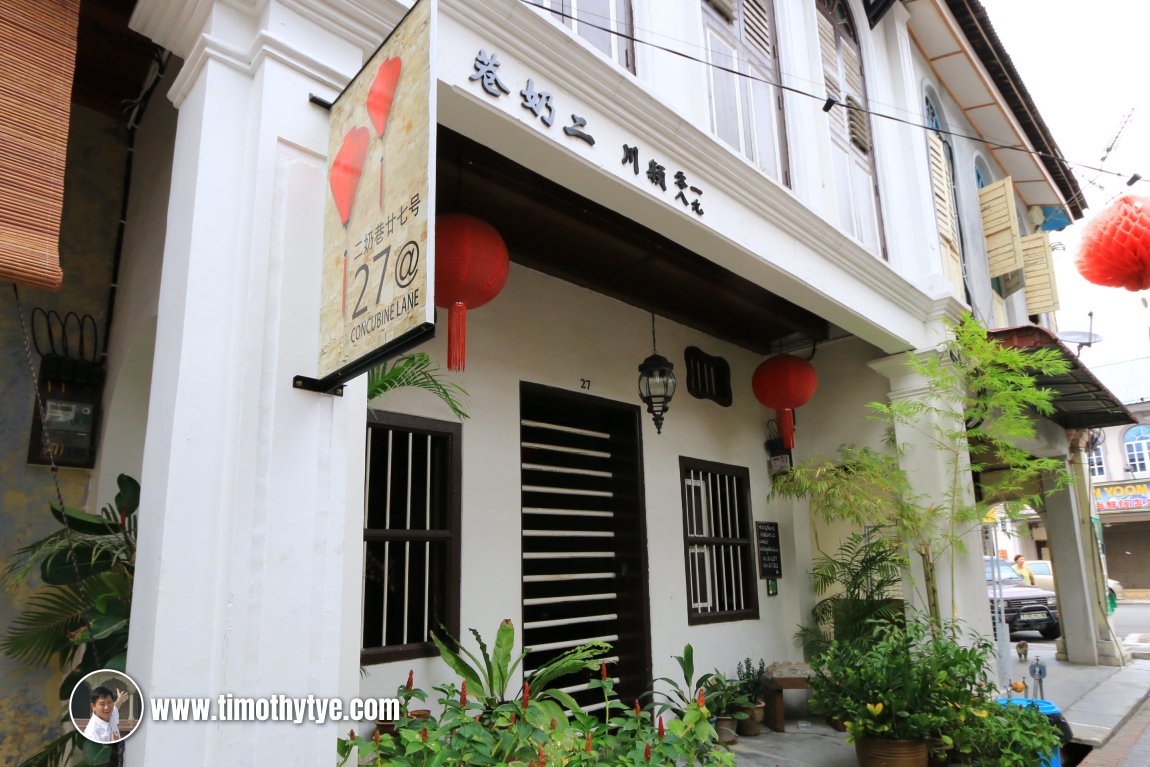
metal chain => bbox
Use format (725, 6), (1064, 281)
(10, 283), (103, 669)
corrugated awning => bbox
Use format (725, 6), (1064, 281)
(0, 0), (79, 292)
(990, 326), (1136, 430)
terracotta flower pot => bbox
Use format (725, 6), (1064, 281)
(854, 737), (928, 767)
(736, 701), (766, 736)
(714, 715), (738, 744)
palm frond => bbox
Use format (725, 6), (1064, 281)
(1, 584), (88, 668)
(14, 731), (78, 767)
(367, 353), (469, 420)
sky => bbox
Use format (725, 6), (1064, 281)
(980, 0), (1150, 370)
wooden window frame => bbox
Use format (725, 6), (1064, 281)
(361, 411), (462, 665)
(679, 457), (759, 625)
(702, 0), (790, 184)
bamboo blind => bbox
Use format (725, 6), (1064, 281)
(0, 0), (79, 292)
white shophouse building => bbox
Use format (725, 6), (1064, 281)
(0, 0), (1133, 764)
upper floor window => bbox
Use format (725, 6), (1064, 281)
(701, 0), (788, 183)
(925, 92), (968, 302)
(1088, 445), (1106, 478)
(679, 457), (759, 624)
(362, 412), (462, 664)
(1124, 425), (1150, 473)
(545, 0), (635, 72)
(817, 0), (883, 255)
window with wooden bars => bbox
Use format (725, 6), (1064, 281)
(702, 0), (788, 183)
(544, 0), (635, 72)
(362, 412), (461, 664)
(679, 458), (758, 624)
(1124, 426), (1150, 474)
(817, 0), (883, 255)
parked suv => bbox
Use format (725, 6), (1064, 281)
(985, 557), (1061, 639)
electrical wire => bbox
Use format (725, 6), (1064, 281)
(515, 0), (1145, 202)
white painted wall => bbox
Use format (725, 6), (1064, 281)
(361, 260), (899, 698)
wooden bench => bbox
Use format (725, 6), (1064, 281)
(761, 661), (812, 733)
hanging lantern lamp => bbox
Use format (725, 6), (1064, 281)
(637, 313), (676, 434)
(1076, 195), (1150, 292)
(751, 354), (817, 449)
(435, 214), (510, 371)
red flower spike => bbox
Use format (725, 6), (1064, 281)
(537, 744), (546, 767)
(406, 670), (414, 691)
(420, 727), (428, 742)
(522, 680), (530, 710)
(367, 57), (402, 138)
(585, 732), (593, 753)
(460, 680), (467, 707)
(658, 716), (665, 739)
(550, 717), (557, 731)
(645, 742), (651, 762)
(348, 729), (356, 741)
(328, 126), (370, 226)
(1077, 195), (1150, 291)
(510, 712), (517, 725)
(697, 689), (706, 707)
(633, 700), (642, 717)
(600, 662), (607, 681)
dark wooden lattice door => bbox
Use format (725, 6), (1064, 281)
(519, 382), (651, 710)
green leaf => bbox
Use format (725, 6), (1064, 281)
(115, 474), (140, 517)
(81, 738), (111, 766)
(89, 615), (128, 641)
(41, 546), (118, 585)
(430, 630), (484, 697)
(50, 505), (120, 535)
(491, 619), (515, 697)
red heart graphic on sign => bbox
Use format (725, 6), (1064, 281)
(368, 57), (402, 137)
(329, 126), (371, 226)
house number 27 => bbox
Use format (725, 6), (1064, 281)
(579, 378), (591, 390)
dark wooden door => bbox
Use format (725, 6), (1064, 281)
(519, 382), (651, 710)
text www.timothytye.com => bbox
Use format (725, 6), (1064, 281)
(148, 695), (400, 723)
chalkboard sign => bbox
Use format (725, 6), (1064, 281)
(757, 521), (782, 579)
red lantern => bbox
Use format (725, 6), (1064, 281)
(752, 354), (818, 449)
(1076, 195), (1150, 291)
(435, 214), (510, 370)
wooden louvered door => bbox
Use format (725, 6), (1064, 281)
(519, 382), (651, 710)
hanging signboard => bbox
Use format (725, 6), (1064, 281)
(306, 0), (436, 391)
(1094, 481), (1150, 513)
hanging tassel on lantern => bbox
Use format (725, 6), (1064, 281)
(447, 301), (466, 371)
(435, 214), (510, 371)
(777, 408), (795, 450)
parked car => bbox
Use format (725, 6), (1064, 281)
(985, 557), (1061, 639)
(1026, 559), (1124, 604)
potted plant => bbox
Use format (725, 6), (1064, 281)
(795, 529), (909, 658)
(703, 671), (751, 745)
(807, 616), (990, 767)
(771, 314), (1071, 626)
(734, 658), (766, 736)
(951, 698), (1063, 767)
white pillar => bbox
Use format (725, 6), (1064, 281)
(124, 1), (386, 763)
(1046, 432), (1128, 666)
(870, 351), (990, 634)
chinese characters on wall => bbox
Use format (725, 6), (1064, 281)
(470, 49), (704, 217)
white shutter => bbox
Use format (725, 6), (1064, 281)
(1021, 232), (1060, 314)
(928, 134), (963, 296)
(980, 178), (1024, 277)
(818, 13), (847, 137)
